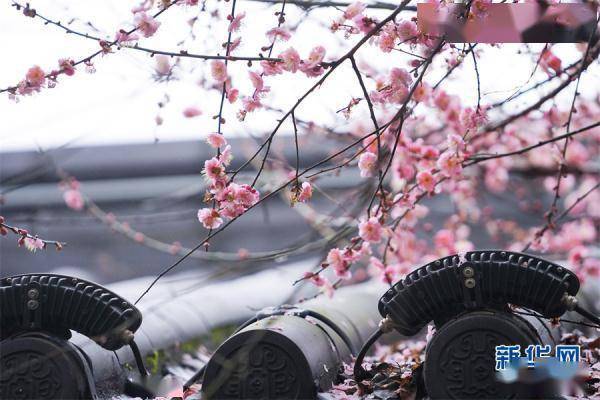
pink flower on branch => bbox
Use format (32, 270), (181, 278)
(25, 66), (46, 87)
(134, 12), (161, 38)
(359, 217), (383, 243)
(197, 208), (223, 229)
(297, 182), (313, 203)
(228, 12), (246, 32)
(417, 170), (436, 193)
(280, 47), (301, 73)
(344, 2), (366, 20)
(24, 237), (45, 252)
(327, 248), (351, 279)
(63, 189), (85, 211)
(183, 107), (202, 118)
(206, 133), (227, 148)
(211, 60), (228, 83)
(266, 27), (291, 42)
(358, 152), (377, 178)
(437, 151), (463, 178)
(203, 157), (226, 182)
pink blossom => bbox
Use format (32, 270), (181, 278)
(59, 59), (75, 76)
(183, 107), (202, 118)
(297, 182), (313, 203)
(266, 27), (291, 42)
(260, 60), (284, 76)
(219, 145), (233, 166)
(221, 202), (245, 218)
(242, 96), (262, 112)
(280, 48), (301, 73)
(206, 133), (227, 148)
(437, 151), (463, 178)
(228, 12), (246, 32)
(154, 55), (172, 75)
(359, 217), (383, 243)
(115, 30), (139, 43)
(226, 87), (239, 103)
(446, 133), (466, 152)
(378, 26), (398, 52)
(370, 256), (394, 284)
(327, 248), (351, 279)
(300, 65), (325, 77)
(25, 66), (45, 87)
(344, 2), (366, 19)
(354, 15), (377, 33)
(413, 83), (430, 102)
(235, 184), (260, 207)
(197, 208), (223, 229)
(390, 68), (412, 89)
(24, 237), (44, 252)
(134, 12), (161, 38)
(63, 189), (85, 211)
(203, 157), (225, 182)
(249, 71), (265, 91)
(417, 170), (436, 193)
(211, 60), (228, 83)
(434, 229), (455, 251)
(433, 90), (451, 111)
(303, 46), (326, 69)
(397, 20), (418, 41)
(358, 152), (377, 178)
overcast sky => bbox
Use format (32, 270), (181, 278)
(1, 0), (597, 153)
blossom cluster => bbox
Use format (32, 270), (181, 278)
(197, 134), (260, 230)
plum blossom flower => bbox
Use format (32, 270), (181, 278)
(266, 27), (291, 42)
(280, 47), (301, 73)
(262, 60), (285, 76)
(226, 87), (239, 103)
(154, 55), (172, 75)
(211, 60), (228, 83)
(242, 96), (262, 112)
(327, 248), (351, 279)
(302, 46), (326, 69)
(63, 189), (85, 211)
(219, 145), (233, 166)
(297, 182), (313, 203)
(206, 133), (227, 148)
(234, 184), (260, 207)
(134, 12), (161, 38)
(203, 157), (225, 182)
(397, 20), (418, 41)
(228, 12), (246, 32)
(359, 217), (383, 243)
(358, 152), (377, 178)
(24, 237), (44, 252)
(115, 30), (139, 44)
(437, 151), (463, 178)
(59, 59), (75, 76)
(25, 66), (46, 87)
(344, 2), (366, 20)
(370, 256), (394, 284)
(197, 208), (223, 229)
(183, 107), (202, 118)
(417, 170), (436, 193)
(249, 71), (266, 92)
